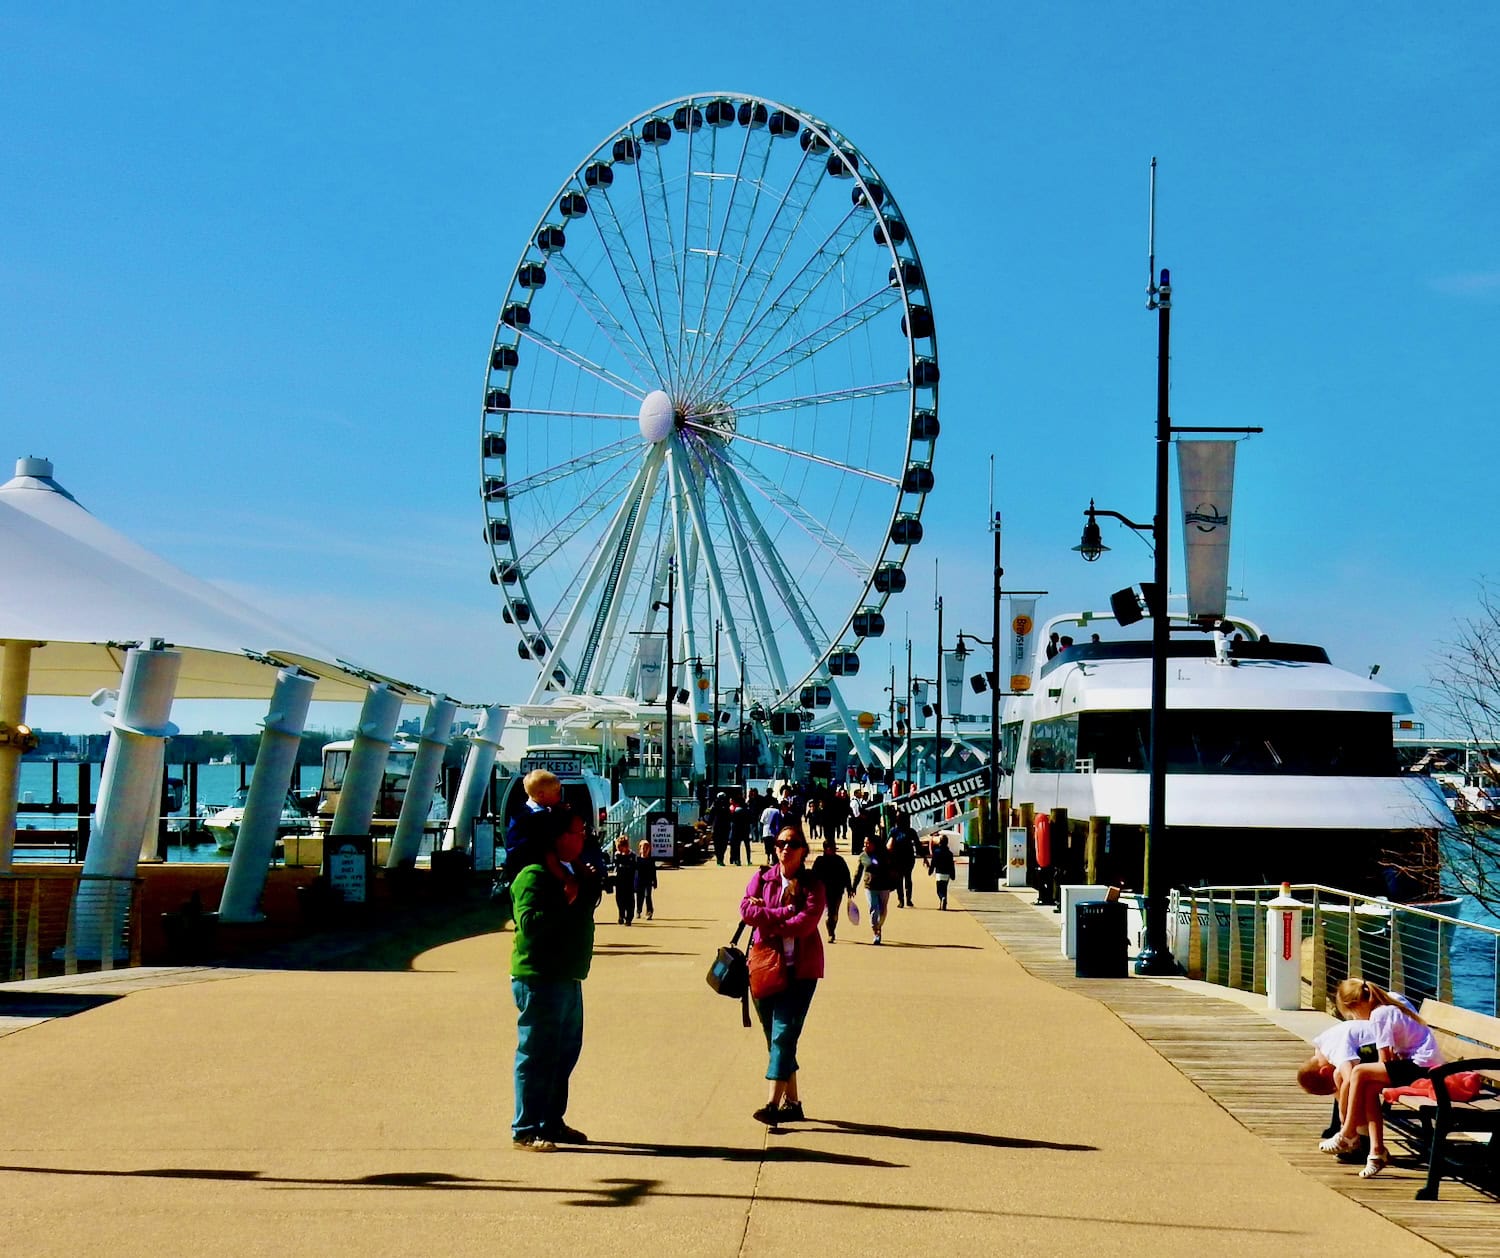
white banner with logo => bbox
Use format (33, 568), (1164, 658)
(634, 633), (666, 703)
(943, 651), (965, 717)
(913, 681), (929, 730)
(1177, 440), (1236, 622)
(1007, 598), (1037, 692)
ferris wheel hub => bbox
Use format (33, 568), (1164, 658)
(638, 389), (675, 443)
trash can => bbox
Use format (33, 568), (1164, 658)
(1074, 899), (1127, 978)
(967, 845), (1000, 893)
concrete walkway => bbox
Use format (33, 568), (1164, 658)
(0, 864), (1451, 1257)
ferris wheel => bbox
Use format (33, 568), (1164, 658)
(480, 92), (939, 760)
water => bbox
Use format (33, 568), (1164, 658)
(15, 761), (322, 864)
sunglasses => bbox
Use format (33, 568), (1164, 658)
(773, 839), (806, 851)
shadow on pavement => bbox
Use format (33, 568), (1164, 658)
(807, 1118), (1097, 1152)
(577, 1140), (905, 1168)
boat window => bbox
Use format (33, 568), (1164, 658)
(1027, 716), (1079, 772)
(1075, 710), (1400, 775)
(322, 750), (350, 791)
(999, 722), (1023, 773)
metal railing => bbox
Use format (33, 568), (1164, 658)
(1, 872), (144, 983)
(1175, 884), (1500, 1016)
(601, 797), (650, 851)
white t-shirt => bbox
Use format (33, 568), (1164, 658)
(760, 805), (782, 837)
(1313, 1020), (1376, 1067)
(1370, 1003), (1443, 1068)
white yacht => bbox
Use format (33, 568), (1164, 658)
(1000, 611), (1454, 901)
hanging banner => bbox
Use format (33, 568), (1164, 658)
(943, 652), (965, 717)
(1177, 440), (1236, 622)
(634, 633), (665, 703)
(1007, 598), (1037, 692)
(913, 681), (929, 730)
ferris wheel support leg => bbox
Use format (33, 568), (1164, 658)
(676, 445), (749, 673)
(445, 706), (507, 853)
(587, 448), (665, 693)
(526, 448), (661, 704)
(387, 696), (457, 869)
(714, 465), (790, 693)
(220, 666), (315, 922)
(665, 448), (708, 778)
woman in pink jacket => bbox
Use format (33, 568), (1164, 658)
(740, 824), (827, 1127)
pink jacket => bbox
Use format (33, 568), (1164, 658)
(740, 867), (826, 981)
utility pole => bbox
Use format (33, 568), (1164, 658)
(934, 594), (944, 785)
(711, 618), (720, 798)
(990, 511), (1002, 844)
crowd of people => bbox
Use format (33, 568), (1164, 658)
(500, 769), (961, 1147)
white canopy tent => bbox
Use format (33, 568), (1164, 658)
(0, 455), (437, 870)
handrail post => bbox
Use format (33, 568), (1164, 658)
(1228, 888), (1243, 990)
(1252, 886), (1268, 996)
(1347, 894), (1362, 984)
(1206, 892), (1220, 985)
(1187, 890), (1203, 979)
(1388, 905), (1405, 996)
(1311, 888), (1327, 1013)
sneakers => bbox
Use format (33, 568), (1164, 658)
(778, 1101), (805, 1122)
(872, 934), (882, 945)
(751, 1103), (781, 1127)
(513, 1136), (557, 1152)
(551, 1123), (589, 1144)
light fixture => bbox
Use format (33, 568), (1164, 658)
(1074, 501), (1109, 562)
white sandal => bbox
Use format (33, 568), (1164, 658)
(1319, 1133), (1360, 1155)
(1359, 1150), (1390, 1178)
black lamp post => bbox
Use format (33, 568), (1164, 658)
(1076, 262), (1260, 977)
(652, 558), (676, 815)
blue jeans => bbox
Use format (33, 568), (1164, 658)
(512, 977), (584, 1139)
(754, 977), (818, 1081)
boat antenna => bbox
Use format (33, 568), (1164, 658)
(1147, 156), (1161, 310)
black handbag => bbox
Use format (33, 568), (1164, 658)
(705, 920), (752, 1027)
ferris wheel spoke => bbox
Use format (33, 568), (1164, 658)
(696, 204), (866, 399)
(673, 116), (708, 388)
(500, 436), (641, 501)
(638, 134), (687, 385)
(729, 379), (908, 420)
(509, 457), (642, 571)
(719, 463), (834, 674)
(682, 144), (823, 399)
(696, 453), (779, 690)
(499, 407), (640, 422)
(681, 121), (765, 389)
(515, 326), (648, 400)
(525, 448), (661, 702)
(719, 284), (901, 402)
(682, 422), (898, 488)
(590, 185), (674, 381)
(547, 252), (665, 388)
(722, 448), (869, 579)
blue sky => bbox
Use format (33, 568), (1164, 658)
(4, 3), (1496, 735)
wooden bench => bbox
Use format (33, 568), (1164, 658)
(1382, 1000), (1500, 1200)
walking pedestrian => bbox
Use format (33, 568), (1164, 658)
(810, 837), (854, 943)
(888, 813), (917, 907)
(509, 807), (598, 1151)
(731, 791), (757, 866)
(928, 833), (956, 909)
(855, 835), (894, 945)
(740, 825), (826, 1127)
(759, 795), (784, 864)
(709, 792), (731, 866)
(634, 838), (657, 921)
(611, 835), (636, 925)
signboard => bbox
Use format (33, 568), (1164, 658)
(325, 836), (371, 903)
(1006, 826), (1028, 887)
(894, 765), (991, 817)
(472, 820), (495, 872)
(519, 755), (583, 778)
(647, 810), (677, 859)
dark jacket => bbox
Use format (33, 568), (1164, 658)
(810, 851), (854, 900)
(634, 854), (658, 892)
(611, 850), (636, 900)
(929, 844), (957, 878)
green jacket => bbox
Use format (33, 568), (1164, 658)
(509, 862), (595, 981)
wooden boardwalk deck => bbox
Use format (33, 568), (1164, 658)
(966, 889), (1499, 1258)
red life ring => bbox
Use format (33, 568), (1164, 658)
(1033, 812), (1052, 867)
